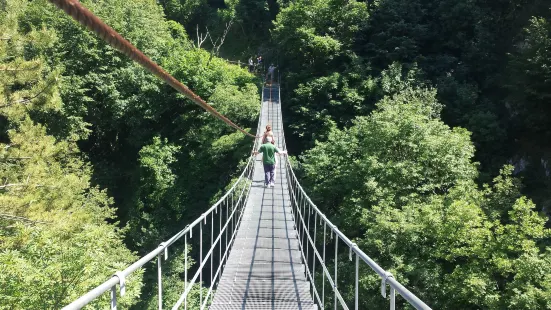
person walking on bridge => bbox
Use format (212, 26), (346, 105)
(256, 55), (263, 73)
(248, 57), (254, 73)
(254, 136), (287, 187)
(262, 124), (274, 143)
(265, 64), (277, 85)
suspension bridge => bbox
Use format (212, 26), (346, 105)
(62, 84), (431, 310)
(44, 0), (433, 309)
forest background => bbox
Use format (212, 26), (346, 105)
(1, 0), (551, 309)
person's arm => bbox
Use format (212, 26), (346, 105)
(276, 148), (288, 155)
(253, 145), (264, 156)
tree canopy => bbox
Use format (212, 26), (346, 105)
(2, 0), (551, 309)
(1, 0), (259, 308)
(300, 87), (551, 309)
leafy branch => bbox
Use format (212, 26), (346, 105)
(0, 213), (48, 225)
(0, 78), (57, 109)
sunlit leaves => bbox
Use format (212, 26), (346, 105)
(300, 86), (551, 309)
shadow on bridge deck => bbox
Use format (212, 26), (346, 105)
(210, 86), (316, 310)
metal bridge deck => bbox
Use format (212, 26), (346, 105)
(210, 85), (316, 310)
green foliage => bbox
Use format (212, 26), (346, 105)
(0, 1), (143, 308)
(138, 136), (180, 204)
(16, 0), (259, 241)
(273, 0), (437, 153)
(273, 0), (367, 71)
(3, 0), (551, 308)
(301, 88), (551, 309)
(210, 83), (259, 124)
(354, 0), (551, 185)
(137, 246), (209, 309)
(301, 87), (476, 223)
(1, 0), (260, 308)
(358, 171), (551, 309)
(0, 212), (142, 309)
(507, 17), (551, 144)
(158, 0), (275, 59)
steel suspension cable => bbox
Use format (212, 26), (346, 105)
(47, 0), (256, 138)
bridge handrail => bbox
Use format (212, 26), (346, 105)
(62, 87), (265, 310)
(276, 79), (430, 309)
(284, 161), (432, 310)
(62, 158), (256, 309)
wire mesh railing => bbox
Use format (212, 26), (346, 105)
(273, 72), (430, 310)
(62, 159), (255, 310)
(62, 88), (264, 310)
(283, 160), (432, 310)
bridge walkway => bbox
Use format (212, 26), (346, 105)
(210, 85), (316, 310)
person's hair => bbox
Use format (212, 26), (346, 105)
(265, 136), (273, 143)
(266, 125), (272, 131)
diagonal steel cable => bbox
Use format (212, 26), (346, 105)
(47, 0), (257, 138)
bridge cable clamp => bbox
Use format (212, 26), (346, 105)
(350, 243), (357, 261)
(331, 224), (337, 240)
(159, 242), (168, 260)
(113, 271), (126, 296)
(381, 271), (394, 298)
(186, 224), (192, 238)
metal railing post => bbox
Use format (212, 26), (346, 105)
(219, 205), (222, 274)
(231, 194), (234, 238)
(312, 212), (317, 297)
(322, 221), (326, 307)
(355, 252), (359, 310)
(110, 286), (117, 310)
(306, 203), (311, 276)
(200, 220), (203, 305)
(334, 234), (338, 310)
(210, 212), (214, 303)
(184, 232), (188, 310)
(158, 253), (163, 310)
(225, 198), (228, 252)
(390, 287), (396, 310)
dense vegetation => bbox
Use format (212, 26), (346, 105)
(1, 0), (551, 309)
(1, 0), (258, 308)
(273, 0), (551, 308)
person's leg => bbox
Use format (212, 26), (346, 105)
(269, 164), (275, 185)
(263, 163), (270, 186)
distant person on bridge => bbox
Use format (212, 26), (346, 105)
(262, 124), (274, 143)
(257, 55), (263, 66)
(256, 55), (263, 73)
(248, 57), (254, 73)
(262, 125), (278, 181)
(266, 64), (277, 85)
(253, 136), (287, 187)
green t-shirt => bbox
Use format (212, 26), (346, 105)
(258, 143), (280, 165)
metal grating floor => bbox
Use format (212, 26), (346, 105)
(210, 85), (316, 310)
